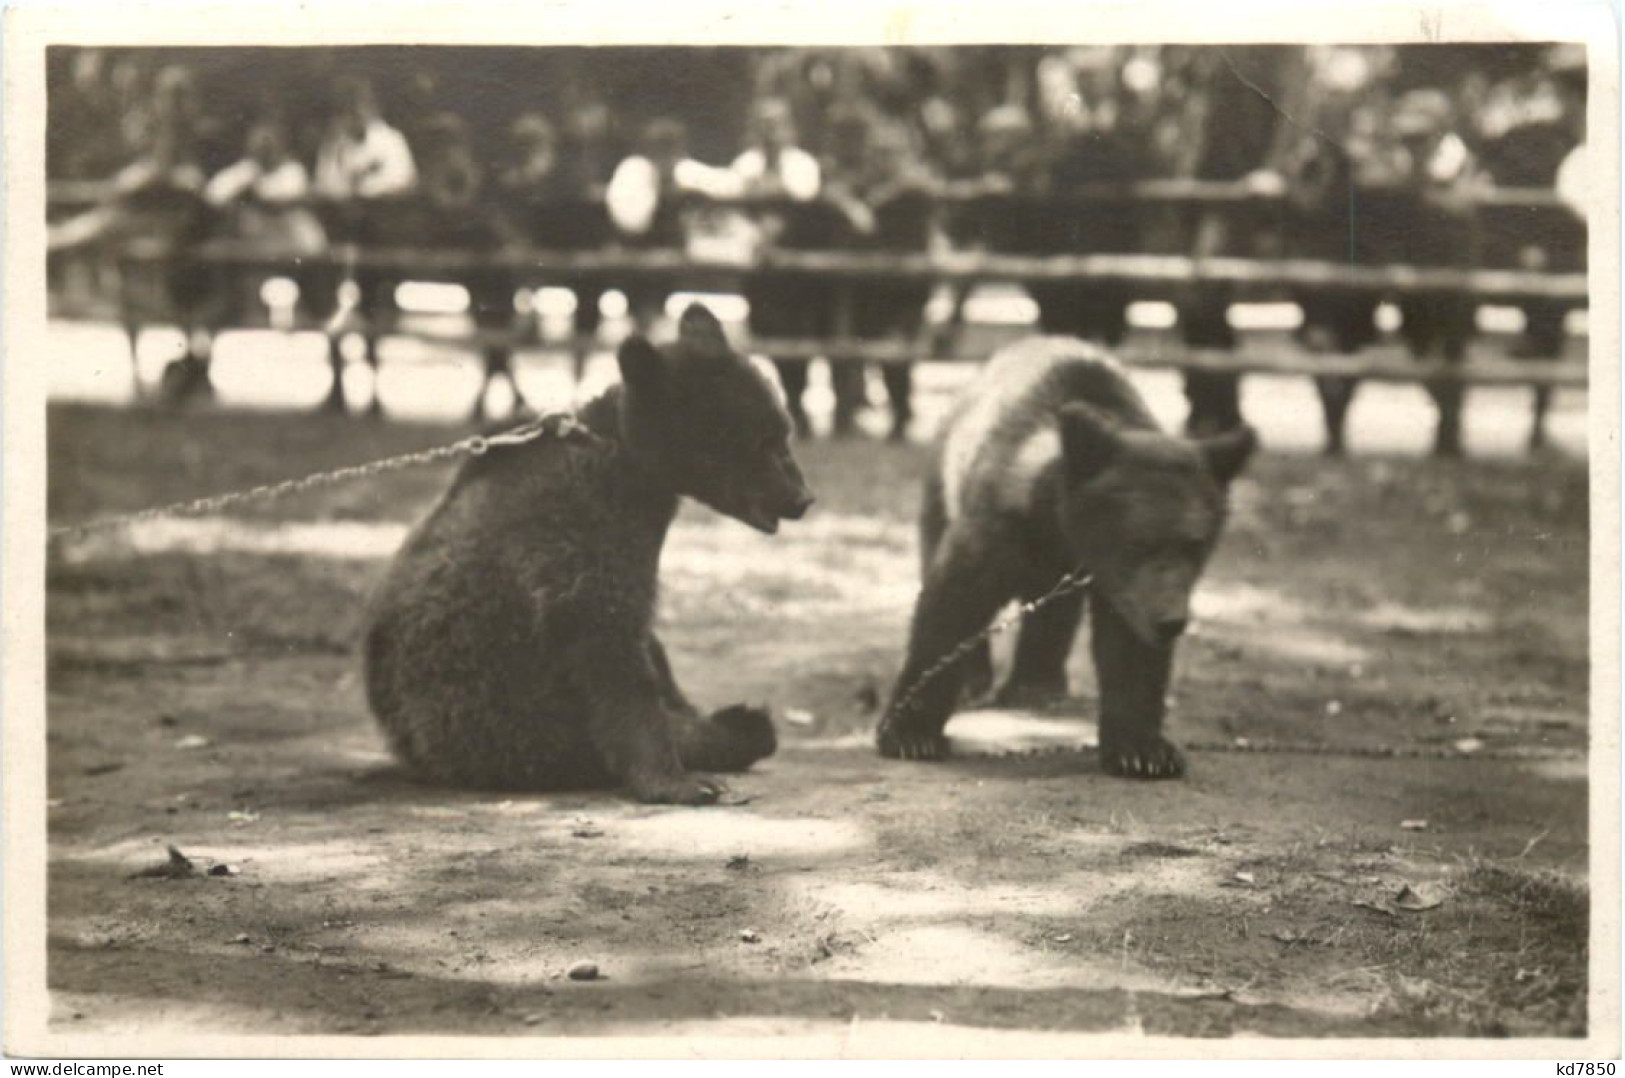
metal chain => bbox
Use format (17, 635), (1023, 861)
(986, 737), (1583, 763)
(1181, 738), (1581, 762)
(886, 567), (1095, 722)
(885, 568), (1581, 764)
(47, 415), (574, 542)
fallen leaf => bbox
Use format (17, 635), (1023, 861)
(1234, 871), (1256, 885)
(129, 845), (198, 880)
(1052, 933), (1074, 943)
(783, 708), (816, 727)
(1400, 819), (1428, 831)
(174, 735), (212, 750)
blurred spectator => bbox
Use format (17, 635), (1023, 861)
(49, 64), (208, 254)
(813, 106), (877, 437)
(561, 100), (620, 201)
(313, 77), (417, 206)
(488, 111), (612, 378)
(494, 112), (562, 196)
(931, 104), (1044, 356)
(1276, 45), (1390, 454)
(553, 100), (622, 379)
(1027, 48), (1155, 347)
(1473, 44), (1587, 449)
(99, 64), (218, 403)
(1384, 87), (1487, 456)
(204, 120), (326, 252)
(48, 49), (124, 180)
(830, 114), (938, 440)
(733, 97), (825, 437)
(1162, 45), (1305, 437)
(406, 111), (526, 420)
(309, 77), (418, 413)
(732, 97), (822, 201)
(607, 117), (741, 245)
(607, 118), (741, 328)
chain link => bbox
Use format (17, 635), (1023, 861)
(47, 415), (574, 542)
(987, 737), (1582, 763)
(886, 567), (1094, 722)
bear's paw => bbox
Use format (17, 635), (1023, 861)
(1100, 736), (1187, 780)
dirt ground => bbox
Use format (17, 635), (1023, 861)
(41, 398), (1591, 1044)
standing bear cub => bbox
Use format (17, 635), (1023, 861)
(877, 337), (1255, 777)
(364, 304), (813, 803)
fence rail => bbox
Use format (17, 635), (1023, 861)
(110, 240), (1589, 304)
(47, 177), (1583, 215)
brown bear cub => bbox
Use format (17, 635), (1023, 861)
(877, 337), (1255, 778)
(364, 304), (813, 803)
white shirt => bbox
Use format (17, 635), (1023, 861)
(606, 155), (743, 235)
(313, 119), (418, 200)
(729, 146), (821, 201)
(204, 158), (310, 207)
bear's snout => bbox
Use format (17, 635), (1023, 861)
(782, 491), (815, 521)
(1155, 618), (1189, 644)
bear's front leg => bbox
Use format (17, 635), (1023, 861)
(878, 541), (1012, 761)
(1089, 596), (1186, 779)
(577, 635), (725, 805)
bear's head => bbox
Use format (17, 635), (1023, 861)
(617, 303), (815, 534)
(1056, 402), (1256, 647)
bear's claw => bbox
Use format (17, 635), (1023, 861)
(876, 728), (950, 762)
(1100, 737), (1186, 780)
(631, 772), (727, 805)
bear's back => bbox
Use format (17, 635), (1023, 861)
(936, 337), (1155, 523)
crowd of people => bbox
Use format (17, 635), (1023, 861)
(47, 44), (1589, 450)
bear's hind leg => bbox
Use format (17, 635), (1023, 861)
(576, 635), (726, 805)
(676, 706), (778, 773)
(996, 585), (1084, 708)
(961, 641), (995, 705)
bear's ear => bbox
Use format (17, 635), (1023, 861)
(677, 303), (729, 352)
(1199, 424), (1258, 485)
(1058, 402), (1123, 482)
(617, 335), (669, 398)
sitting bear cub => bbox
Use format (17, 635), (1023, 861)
(877, 337), (1255, 777)
(364, 304), (813, 803)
